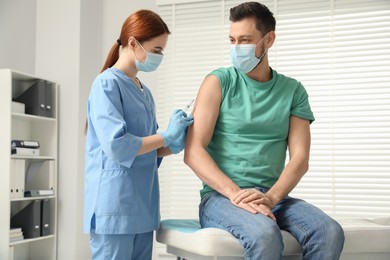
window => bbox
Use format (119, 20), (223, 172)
(156, 0), (390, 225)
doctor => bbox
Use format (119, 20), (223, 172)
(83, 9), (193, 260)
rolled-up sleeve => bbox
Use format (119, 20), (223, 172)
(88, 78), (142, 168)
(291, 83), (315, 124)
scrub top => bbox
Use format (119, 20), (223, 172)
(84, 67), (160, 234)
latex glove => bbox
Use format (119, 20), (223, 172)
(161, 109), (194, 147)
(168, 129), (187, 154)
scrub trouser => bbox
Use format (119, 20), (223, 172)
(90, 230), (153, 260)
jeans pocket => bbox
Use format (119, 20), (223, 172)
(199, 192), (216, 208)
(199, 192), (219, 220)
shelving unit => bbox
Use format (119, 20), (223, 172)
(0, 69), (58, 260)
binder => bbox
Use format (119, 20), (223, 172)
(10, 160), (15, 199)
(9, 246), (14, 260)
(11, 140), (40, 149)
(13, 80), (53, 118)
(11, 200), (41, 238)
(11, 147), (40, 156)
(45, 81), (53, 117)
(14, 160), (26, 198)
(41, 199), (50, 236)
(25, 189), (54, 197)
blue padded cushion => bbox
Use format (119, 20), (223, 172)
(161, 219), (201, 233)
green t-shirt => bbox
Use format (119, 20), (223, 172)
(200, 67), (315, 198)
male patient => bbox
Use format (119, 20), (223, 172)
(184, 2), (344, 259)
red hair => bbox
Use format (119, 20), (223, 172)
(101, 9), (171, 72)
(85, 10), (170, 134)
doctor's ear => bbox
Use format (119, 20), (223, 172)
(128, 37), (137, 49)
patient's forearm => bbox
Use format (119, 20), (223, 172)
(184, 145), (240, 199)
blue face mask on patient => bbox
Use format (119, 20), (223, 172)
(134, 40), (163, 72)
(230, 34), (268, 73)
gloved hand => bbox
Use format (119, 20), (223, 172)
(168, 129), (187, 154)
(161, 109), (194, 147)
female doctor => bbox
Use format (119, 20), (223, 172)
(83, 9), (193, 260)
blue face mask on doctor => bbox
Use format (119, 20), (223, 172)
(134, 40), (163, 72)
(230, 33), (268, 73)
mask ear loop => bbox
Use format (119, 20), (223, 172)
(255, 33), (269, 47)
(138, 39), (151, 65)
(131, 38), (147, 64)
(135, 39), (148, 54)
(255, 33), (269, 60)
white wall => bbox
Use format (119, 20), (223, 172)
(34, 0), (98, 258)
(0, 0), (36, 74)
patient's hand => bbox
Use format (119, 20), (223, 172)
(247, 202), (276, 222)
(233, 188), (276, 209)
(230, 189), (276, 221)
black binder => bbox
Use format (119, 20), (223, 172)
(14, 80), (53, 118)
(11, 140), (40, 149)
(45, 81), (52, 117)
(41, 199), (50, 236)
(11, 200), (41, 238)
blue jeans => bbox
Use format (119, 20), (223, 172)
(199, 188), (345, 260)
(90, 230), (153, 260)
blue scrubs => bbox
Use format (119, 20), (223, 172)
(90, 230), (153, 260)
(84, 68), (160, 257)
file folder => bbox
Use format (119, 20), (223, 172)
(13, 160), (26, 199)
(10, 160), (15, 199)
(11, 140), (40, 149)
(25, 189), (54, 197)
(41, 199), (50, 236)
(44, 81), (53, 117)
(14, 80), (53, 118)
(11, 147), (40, 156)
(11, 200), (41, 238)
(9, 246), (14, 260)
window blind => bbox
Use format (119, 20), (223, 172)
(155, 1), (390, 256)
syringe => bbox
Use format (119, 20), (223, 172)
(183, 99), (195, 115)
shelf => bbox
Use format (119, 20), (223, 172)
(12, 113), (56, 122)
(11, 196), (55, 202)
(9, 234), (55, 246)
(1, 69), (58, 259)
(11, 155), (55, 160)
